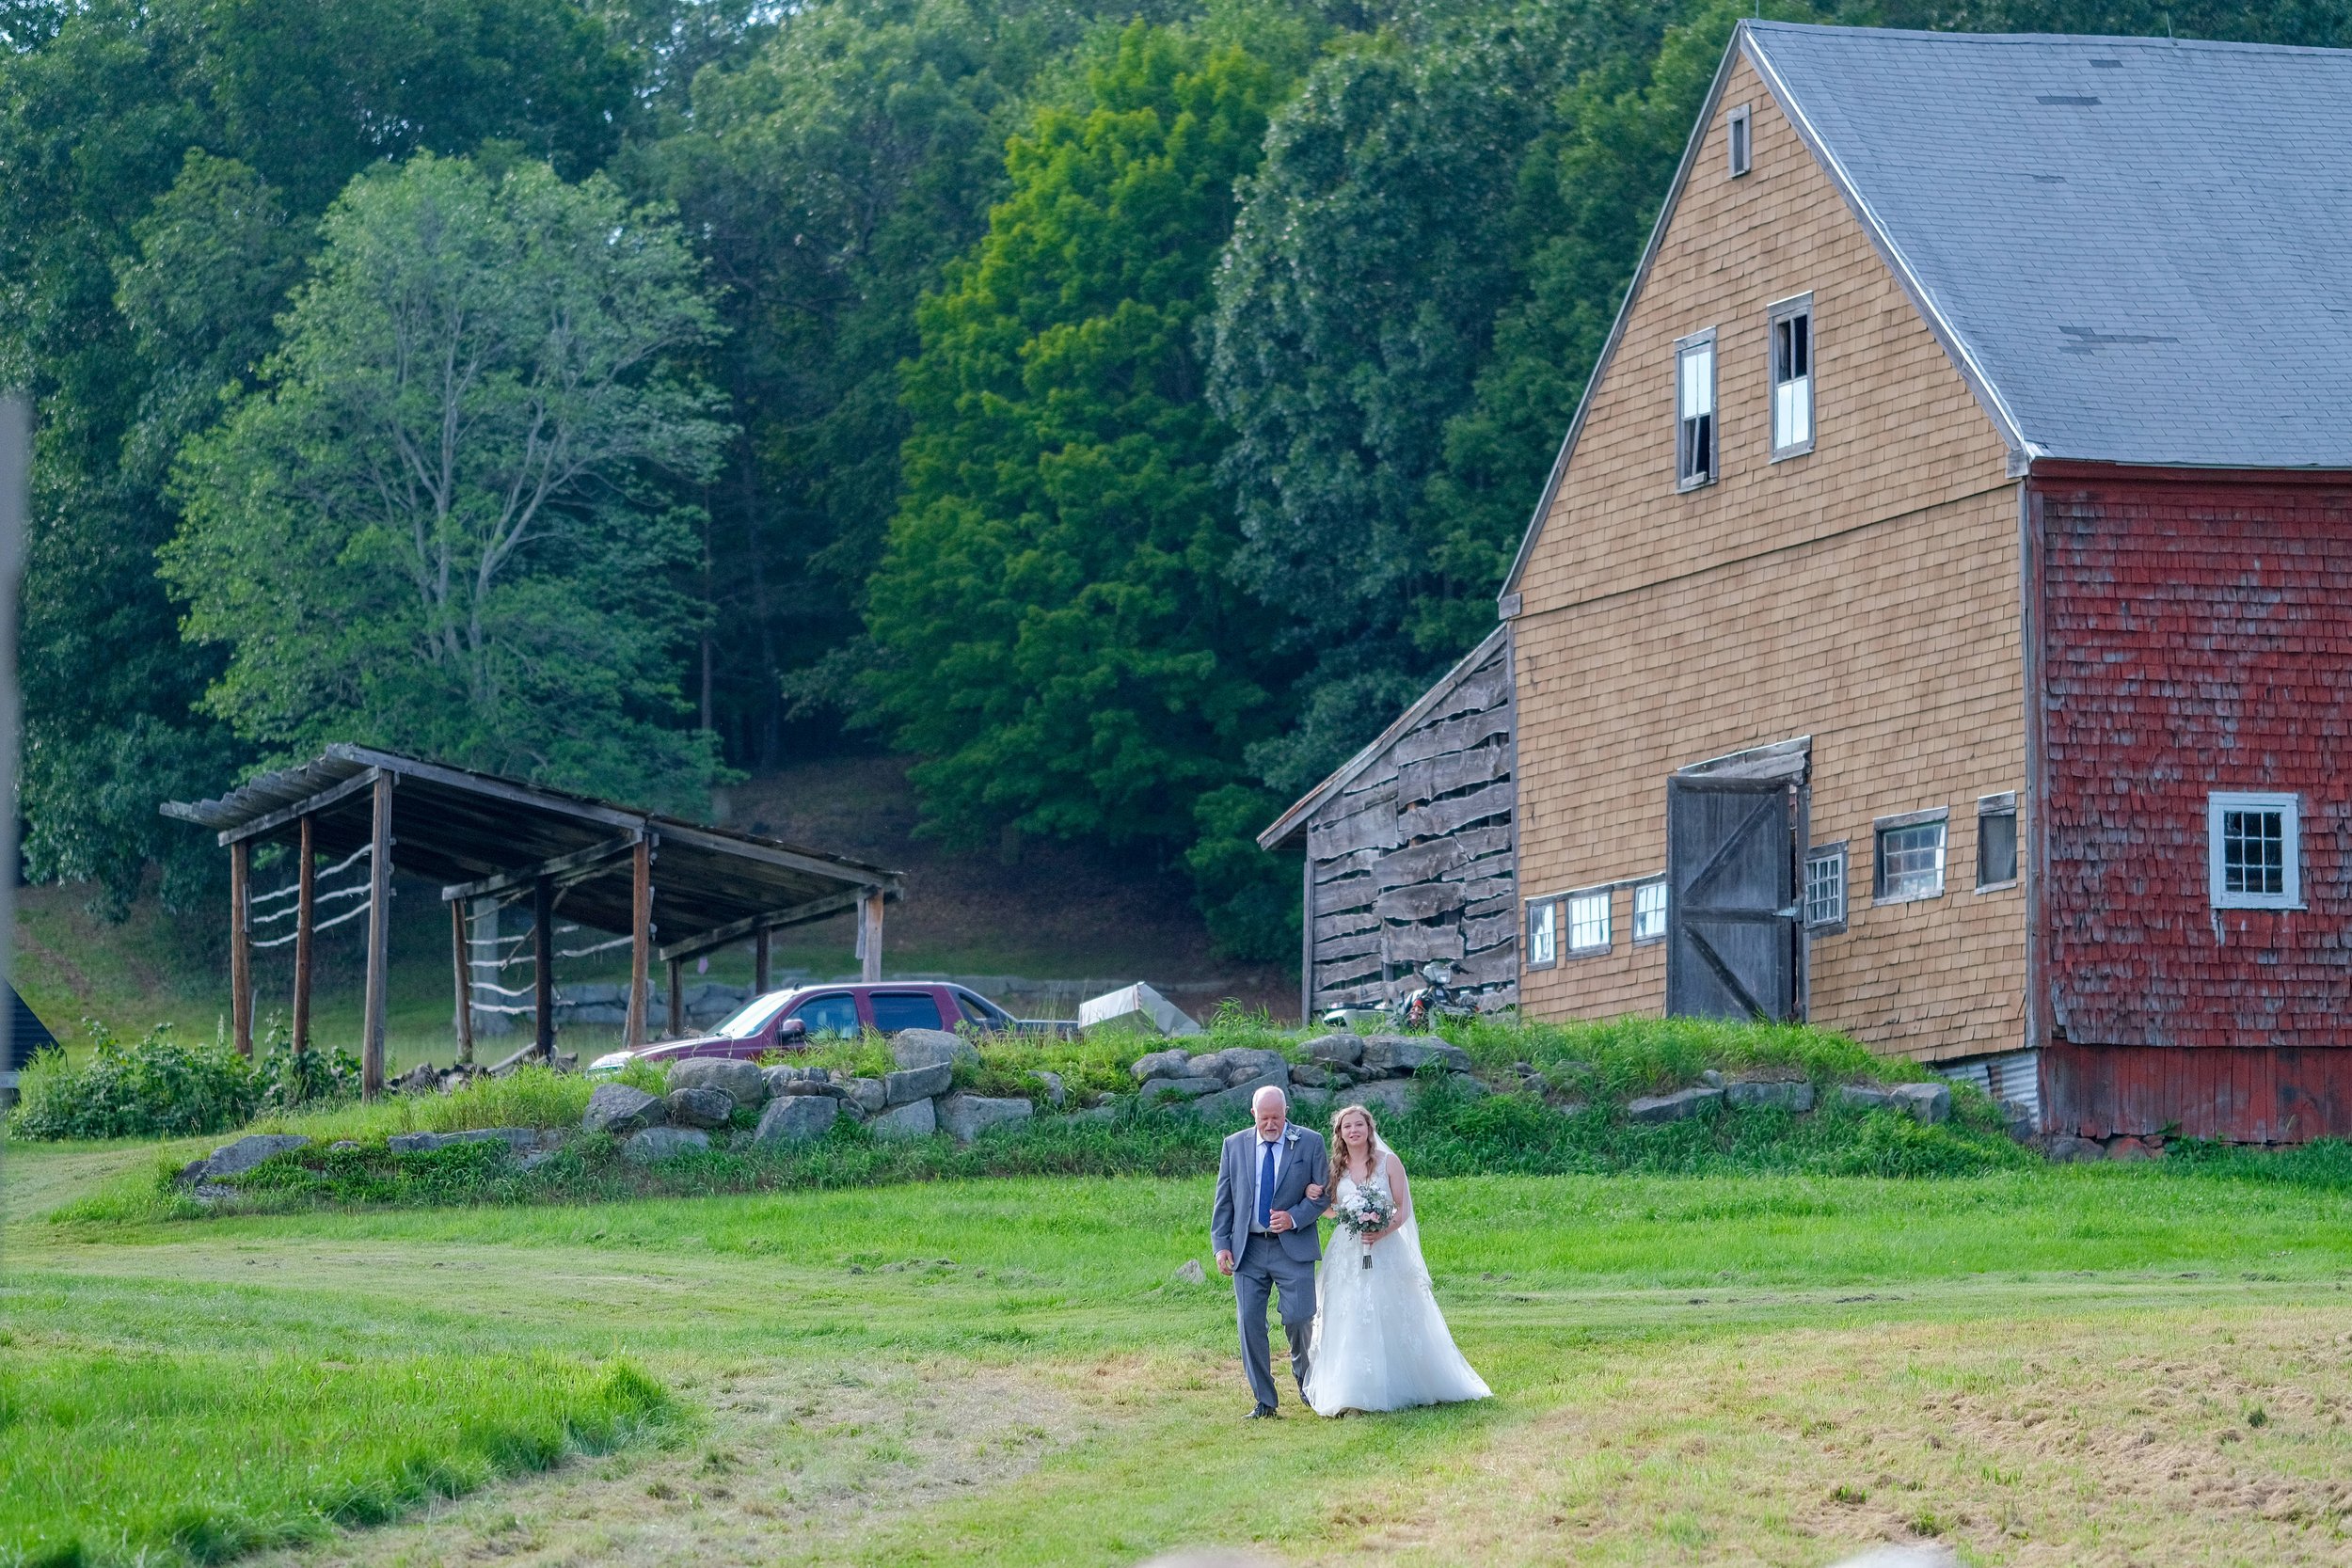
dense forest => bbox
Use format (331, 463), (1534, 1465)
(5, 0), (2345, 961)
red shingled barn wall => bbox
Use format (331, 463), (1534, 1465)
(2032, 465), (2352, 1142)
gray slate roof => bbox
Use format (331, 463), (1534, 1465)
(1745, 22), (2352, 468)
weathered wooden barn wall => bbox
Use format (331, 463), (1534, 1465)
(2035, 467), (2352, 1140)
(1300, 634), (1516, 1014)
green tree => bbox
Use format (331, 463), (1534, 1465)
(866, 21), (1297, 944)
(0, 0), (642, 911)
(164, 153), (731, 809)
(1203, 9), (1584, 797)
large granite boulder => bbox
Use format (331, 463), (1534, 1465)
(666, 1056), (771, 1109)
(1839, 1085), (1898, 1114)
(1303, 1035), (1363, 1067)
(1725, 1079), (1817, 1113)
(891, 1028), (977, 1069)
(883, 1062), (953, 1104)
(583, 1083), (666, 1135)
(1141, 1074), (1222, 1103)
(386, 1127), (548, 1154)
(754, 1095), (838, 1145)
(622, 1126), (709, 1164)
(1889, 1082), (1952, 1125)
(847, 1077), (887, 1115)
(1211, 1048), (1288, 1085)
(1028, 1069), (1066, 1108)
(1130, 1049), (1192, 1083)
(665, 1085), (736, 1129)
(1627, 1085), (1724, 1123)
(938, 1093), (1033, 1144)
(1359, 1035), (1473, 1077)
(190, 1133), (309, 1180)
(868, 1098), (936, 1139)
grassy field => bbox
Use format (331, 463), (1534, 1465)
(10, 1136), (2352, 1566)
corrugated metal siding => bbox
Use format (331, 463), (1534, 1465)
(1936, 1048), (2042, 1127)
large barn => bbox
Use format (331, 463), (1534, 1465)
(1267, 23), (2352, 1143)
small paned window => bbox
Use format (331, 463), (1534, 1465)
(1804, 843), (1849, 932)
(1567, 889), (1612, 955)
(1874, 812), (1948, 903)
(1977, 792), (2019, 889)
(2208, 791), (2300, 910)
(1632, 879), (1668, 943)
(1525, 897), (1559, 969)
(1676, 331), (1717, 490)
(1726, 104), (1753, 177)
(1769, 293), (1814, 457)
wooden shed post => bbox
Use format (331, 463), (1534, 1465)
(859, 888), (884, 983)
(532, 875), (555, 1062)
(451, 901), (474, 1066)
(624, 836), (651, 1050)
(666, 957), (684, 1038)
(291, 814), (314, 1056)
(360, 771), (392, 1097)
(1299, 853), (1314, 1027)
(754, 927), (771, 994)
(229, 838), (253, 1057)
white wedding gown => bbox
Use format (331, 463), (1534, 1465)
(1302, 1169), (1491, 1416)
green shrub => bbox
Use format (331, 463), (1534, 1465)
(8, 1022), (261, 1140)
(248, 1067), (597, 1143)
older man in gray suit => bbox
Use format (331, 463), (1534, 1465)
(1212, 1084), (1331, 1418)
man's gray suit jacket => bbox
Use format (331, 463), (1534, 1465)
(1212, 1122), (1330, 1265)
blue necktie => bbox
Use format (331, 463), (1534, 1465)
(1256, 1139), (1276, 1230)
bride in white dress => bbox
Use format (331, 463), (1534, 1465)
(1300, 1104), (1490, 1416)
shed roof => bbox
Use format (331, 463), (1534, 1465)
(163, 745), (900, 960)
(1257, 626), (1508, 852)
(1744, 22), (2352, 469)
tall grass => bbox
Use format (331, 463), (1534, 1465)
(0, 1346), (668, 1568)
(246, 1067), (605, 1143)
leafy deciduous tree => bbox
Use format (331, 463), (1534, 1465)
(164, 153), (732, 809)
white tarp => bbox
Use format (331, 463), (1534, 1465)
(1077, 982), (1201, 1037)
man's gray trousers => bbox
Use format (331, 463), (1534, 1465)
(1234, 1233), (1315, 1409)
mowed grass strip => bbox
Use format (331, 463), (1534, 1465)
(14, 1151), (2352, 1565)
(0, 1343), (670, 1568)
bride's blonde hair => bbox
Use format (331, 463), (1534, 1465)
(1329, 1104), (1385, 1178)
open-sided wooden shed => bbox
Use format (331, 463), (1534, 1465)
(165, 744), (902, 1095)
(1258, 629), (1517, 1022)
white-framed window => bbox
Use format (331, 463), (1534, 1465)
(2208, 791), (2300, 910)
(1873, 810), (1947, 903)
(1726, 103), (1753, 178)
(1804, 843), (1848, 932)
(1976, 791), (2019, 890)
(1525, 896), (1559, 969)
(1769, 293), (1813, 457)
(1676, 329), (1717, 490)
(1567, 888), (1612, 955)
(1632, 879), (1668, 943)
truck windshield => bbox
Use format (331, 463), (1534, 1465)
(714, 992), (793, 1038)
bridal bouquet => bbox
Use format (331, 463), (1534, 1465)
(1333, 1188), (1394, 1269)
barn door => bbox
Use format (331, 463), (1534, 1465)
(1665, 747), (1808, 1022)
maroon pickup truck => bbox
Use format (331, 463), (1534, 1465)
(585, 982), (1031, 1077)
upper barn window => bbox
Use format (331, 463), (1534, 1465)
(2209, 791), (2301, 910)
(1726, 104), (1753, 177)
(1874, 809), (1948, 904)
(1769, 293), (1814, 457)
(1676, 329), (1717, 490)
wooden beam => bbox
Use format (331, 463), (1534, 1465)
(624, 838), (651, 1050)
(437, 832), (642, 903)
(655, 887), (872, 965)
(532, 875), (555, 1061)
(642, 819), (903, 897)
(229, 839), (252, 1057)
(451, 900), (474, 1067)
(754, 928), (771, 993)
(666, 957), (683, 1038)
(860, 887), (885, 983)
(327, 744), (648, 834)
(360, 771), (393, 1097)
(214, 766), (381, 847)
(292, 815), (314, 1055)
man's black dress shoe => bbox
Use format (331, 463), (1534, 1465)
(1246, 1404), (1279, 1418)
